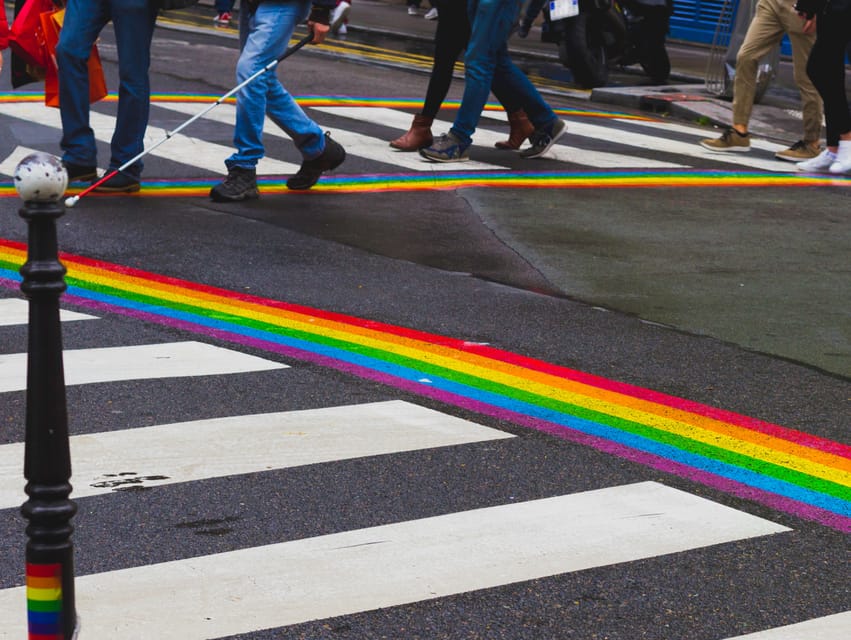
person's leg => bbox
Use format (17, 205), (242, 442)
(450, 0), (519, 146)
(56, 0), (111, 172)
(227, 0), (321, 169)
(798, 15), (850, 172)
(263, 2), (328, 160)
(779, 4), (822, 144)
(421, 1), (469, 118)
(108, 0), (158, 177)
(731, 0), (784, 132)
(391, 1), (469, 150)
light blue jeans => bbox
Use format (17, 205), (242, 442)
(227, 0), (325, 170)
(56, 0), (157, 175)
(451, 0), (557, 146)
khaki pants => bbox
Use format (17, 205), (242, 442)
(733, 0), (823, 142)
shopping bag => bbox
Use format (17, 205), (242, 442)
(8, 0), (53, 68)
(41, 9), (108, 108)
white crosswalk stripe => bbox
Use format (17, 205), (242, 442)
(0, 101), (804, 178)
(0, 399), (513, 508)
(0, 482), (789, 638)
(0, 103), (298, 176)
(0, 340), (286, 393)
(0, 298), (97, 326)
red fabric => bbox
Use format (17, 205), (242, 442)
(9, 0), (53, 68)
(0, 4), (9, 50)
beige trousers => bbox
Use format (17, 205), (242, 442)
(733, 0), (824, 142)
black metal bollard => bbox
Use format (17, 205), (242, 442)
(14, 153), (78, 639)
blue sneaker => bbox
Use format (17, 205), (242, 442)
(419, 132), (470, 163)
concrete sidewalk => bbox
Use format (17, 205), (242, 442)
(188, 0), (827, 147)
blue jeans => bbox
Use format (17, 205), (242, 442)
(215, 0), (236, 12)
(56, 0), (157, 175)
(451, 0), (557, 145)
(227, 0), (325, 170)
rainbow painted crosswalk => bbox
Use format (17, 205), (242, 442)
(1, 238), (847, 533)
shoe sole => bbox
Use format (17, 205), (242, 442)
(418, 152), (470, 163)
(699, 142), (750, 153)
(210, 189), (259, 202)
(68, 173), (97, 183)
(93, 184), (141, 194)
(776, 153), (818, 162)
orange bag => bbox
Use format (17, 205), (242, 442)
(41, 9), (107, 108)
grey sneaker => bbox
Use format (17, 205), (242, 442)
(700, 128), (750, 152)
(210, 166), (259, 202)
(520, 119), (567, 158)
(286, 132), (346, 190)
(796, 149), (836, 173)
(419, 132), (471, 162)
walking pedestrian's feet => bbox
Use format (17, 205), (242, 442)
(796, 149), (836, 173)
(331, 1), (350, 35)
(775, 140), (820, 162)
(828, 141), (851, 174)
(210, 166), (259, 202)
(286, 132), (346, 190)
(700, 127), (750, 152)
(419, 132), (470, 162)
(424, 7), (438, 19)
(407, 5), (418, 15)
(63, 162), (97, 183)
(520, 119), (567, 159)
(93, 171), (141, 194)
(214, 11), (231, 26)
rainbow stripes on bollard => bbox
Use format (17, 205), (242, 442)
(26, 563), (65, 639)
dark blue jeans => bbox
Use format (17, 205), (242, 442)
(451, 0), (557, 145)
(56, 0), (157, 175)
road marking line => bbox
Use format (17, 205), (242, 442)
(0, 340), (286, 393)
(159, 102), (507, 171)
(0, 400), (513, 508)
(0, 481), (789, 638)
(721, 611), (851, 639)
(0, 298), (98, 326)
(0, 104), (298, 176)
(316, 106), (687, 169)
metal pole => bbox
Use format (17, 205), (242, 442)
(15, 153), (77, 639)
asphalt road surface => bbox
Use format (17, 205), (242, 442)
(0, 17), (848, 640)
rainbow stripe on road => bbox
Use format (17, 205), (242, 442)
(2, 170), (849, 199)
(1, 239), (848, 532)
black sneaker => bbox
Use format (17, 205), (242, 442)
(210, 166), (259, 202)
(93, 171), (141, 193)
(63, 162), (97, 183)
(286, 133), (346, 190)
(520, 119), (567, 159)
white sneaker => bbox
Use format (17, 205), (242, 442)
(407, 6), (418, 15)
(796, 149), (836, 173)
(337, 23), (347, 35)
(330, 1), (350, 33)
(828, 141), (851, 174)
(424, 7), (438, 19)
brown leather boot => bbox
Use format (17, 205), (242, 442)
(390, 114), (434, 151)
(494, 109), (535, 150)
